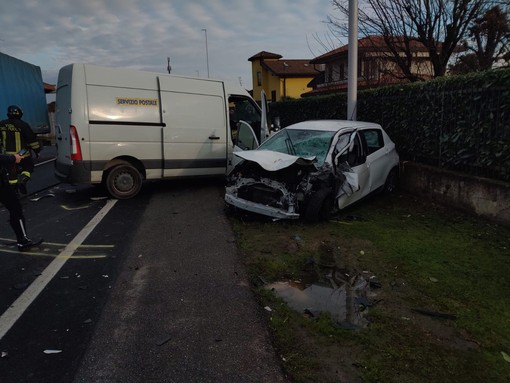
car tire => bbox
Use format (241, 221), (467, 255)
(383, 167), (399, 194)
(304, 187), (334, 222)
(105, 163), (143, 199)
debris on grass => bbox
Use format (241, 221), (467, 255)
(43, 349), (62, 354)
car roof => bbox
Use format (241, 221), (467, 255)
(284, 120), (382, 132)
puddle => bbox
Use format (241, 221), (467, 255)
(267, 274), (377, 329)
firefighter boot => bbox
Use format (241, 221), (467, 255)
(17, 173), (30, 195)
(18, 237), (43, 251)
(14, 219), (43, 251)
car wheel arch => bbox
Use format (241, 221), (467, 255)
(383, 166), (399, 194)
(303, 186), (335, 222)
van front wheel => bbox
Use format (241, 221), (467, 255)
(105, 164), (142, 199)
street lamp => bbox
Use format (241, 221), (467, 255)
(201, 28), (210, 78)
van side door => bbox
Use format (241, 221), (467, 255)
(158, 77), (227, 177)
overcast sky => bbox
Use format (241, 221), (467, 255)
(0, 0), (343, 90)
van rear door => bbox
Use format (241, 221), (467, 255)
(158, 77), (227, 177)
(54, 65), (73, 180)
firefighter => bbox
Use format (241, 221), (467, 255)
(0, 151), (43, 250)
(0, 105), (41, 195)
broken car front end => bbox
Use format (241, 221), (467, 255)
(225, 151), (336, 220)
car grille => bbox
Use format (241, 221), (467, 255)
(238, 184), (283, 208)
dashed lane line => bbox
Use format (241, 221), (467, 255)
(0, 199), (118, 341)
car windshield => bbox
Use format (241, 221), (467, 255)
(258, 129), (336, 166)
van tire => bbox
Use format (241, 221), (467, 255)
(105, 164), (142, 199)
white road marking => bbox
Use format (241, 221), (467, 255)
(0, 238), (115, 248)
(0, 199), (118, 341)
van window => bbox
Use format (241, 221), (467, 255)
(228, 96), (262, 142)
(237, 122), (258, 150)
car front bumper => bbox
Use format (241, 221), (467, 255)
(224, 193), (300, 219)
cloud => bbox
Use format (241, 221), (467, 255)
(1, 0), (338, 88)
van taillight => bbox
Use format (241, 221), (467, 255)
(70, 125), (82, 161)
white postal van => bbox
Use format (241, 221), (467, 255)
(55, 64), (268, 198)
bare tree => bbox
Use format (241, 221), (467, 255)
(464, 5), (509, 70)
(328, 0), (496, 80)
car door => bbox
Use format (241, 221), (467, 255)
(333, 131), (370, 209)
(360, 128), (394, 191)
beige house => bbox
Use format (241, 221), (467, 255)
(304, 35), (435, 97)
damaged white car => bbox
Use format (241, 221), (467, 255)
(225, 120), (399, 221)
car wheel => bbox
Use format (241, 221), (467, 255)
(383, 168), (399, 194)
(105, 163), (143, 199)
(304, 187), (334, 222)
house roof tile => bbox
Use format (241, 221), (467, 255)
(262, 59), (320, 77)
(248, 51), (282, 61)
(310, 35), (430, 63)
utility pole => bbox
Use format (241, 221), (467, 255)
(347, 0), (358, 121)
(167, 57), (171, 74)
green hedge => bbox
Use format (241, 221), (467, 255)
(270, 69), (510, 182)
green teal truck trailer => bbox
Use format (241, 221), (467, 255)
(0, 52), (50, 134)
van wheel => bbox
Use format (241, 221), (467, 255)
(303, 187), (334, 223)
(105, 164), (142, 199)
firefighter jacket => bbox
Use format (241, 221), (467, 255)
(0, 118), (40, 155)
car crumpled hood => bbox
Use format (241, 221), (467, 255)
(234, 150), (317, 171)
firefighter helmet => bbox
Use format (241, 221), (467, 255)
(7, 105), (23, 119)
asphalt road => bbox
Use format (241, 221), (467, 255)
(0, 147), (287, 383)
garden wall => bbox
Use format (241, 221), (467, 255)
(400, 161), (510, 225)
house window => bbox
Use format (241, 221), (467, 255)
(257, 71), (262, 86)
(363, 60), (376, 80)
(327, 65), (333, 83)
(339, 63), (345, 80)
